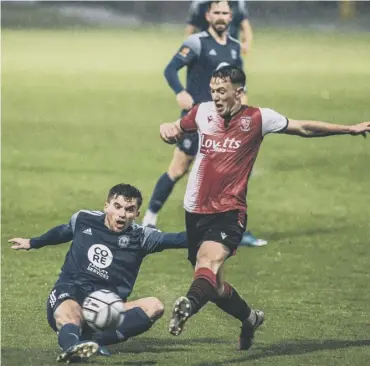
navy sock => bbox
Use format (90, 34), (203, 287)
(58, 323), (81, 351)
(92, 307), (153, 346)
(148, 173), (177, 213)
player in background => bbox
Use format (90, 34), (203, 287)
(160, 65), (370, 350)
(9, 184), (187, 363)
(142, 0), (266, 247)
(186, 0), (253, 55)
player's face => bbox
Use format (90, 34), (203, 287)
(210, 77), (243, 117)
(104, 195), (140, 232)
(206, 2), (232, 35)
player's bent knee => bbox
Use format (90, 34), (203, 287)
(146, 297), (164, 320)
(54, 300), (83, 328)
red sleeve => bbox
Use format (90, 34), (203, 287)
(180, 104), (199, 132)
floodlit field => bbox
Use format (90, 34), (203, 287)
(2, 28), (370, 365)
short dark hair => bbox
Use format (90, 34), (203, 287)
(107, 184), (143, 208)
(211, 65), (246, 88)
(206, 0), (231, 12)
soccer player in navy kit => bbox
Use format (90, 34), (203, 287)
(143, 0), (265, 247)
(186, 0), (253, 55)
(160, 65), (370, 350)
(9, 184), (187, 363)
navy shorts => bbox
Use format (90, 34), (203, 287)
(177, 109), (199, 157)
(185, 210), (247, 266)
(46, 282), (121, 332)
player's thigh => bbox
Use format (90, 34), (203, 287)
(195, 241), (230, 274)
(124, 297), (164, 319)
(168, 147), (194, 180)
(47, 284), (84, 331)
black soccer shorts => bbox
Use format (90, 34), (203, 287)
(185, 210), (247, 266)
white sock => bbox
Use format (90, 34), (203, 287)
(142, 210), (158, 226)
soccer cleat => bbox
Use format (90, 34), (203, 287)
(169, 296), (192, 336)
(97, 346), (111, 357)
(238, 310), (264, 351)
(56, 341), (99, 363)
(240, 231), (267, 247)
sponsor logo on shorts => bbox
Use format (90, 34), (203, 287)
(183, 138), (192, 150)
(221, 232), (228, 240)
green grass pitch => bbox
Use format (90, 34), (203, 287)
(2, 27), (370, 365)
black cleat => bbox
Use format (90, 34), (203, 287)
(57, 341), (99, 363)
(169, 296), (192, 336)
(238, 310), (264, 351)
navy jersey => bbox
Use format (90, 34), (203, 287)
(30, 210), (187, 300)
(187, 0), (249, 40)
(166, 31), (243, 104)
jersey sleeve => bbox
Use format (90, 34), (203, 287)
(141, 227), (187, 254)
(174, 34), (202, 66)
(180, 104), (200, 132)
(260, 108), (288, 137)
(29, 212), (78, 249)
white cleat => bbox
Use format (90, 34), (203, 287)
(57, 341), (99, 363)
(169, 296), (192, 336)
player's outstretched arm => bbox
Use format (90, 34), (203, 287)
(9, 224), (74, 251)
(284, 119), (370, 138)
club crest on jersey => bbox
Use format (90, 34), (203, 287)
(240, 117), (251, 132)
(231, 49), (237, 59)
(118, 235), (130, 248)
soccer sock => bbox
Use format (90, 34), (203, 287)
(186, 268), (218, 315)
(58, 323), (81, 351)
(92, 307), (153, 346)
(148, 173), (177, 214)
(211, 282), (255, 325)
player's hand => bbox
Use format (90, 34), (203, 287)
(349, 122), (370, 138)
(176, 91), (194, 111)
(241, 42), (249, 55)
(160, 123), (182, 144)
(8, 238), (31, 250)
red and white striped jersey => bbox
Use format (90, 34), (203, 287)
(180, 102), (288, 214)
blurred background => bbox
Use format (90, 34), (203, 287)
(2, 2), (370, 365)
(2, 1), (370, 30)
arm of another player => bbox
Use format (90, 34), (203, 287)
(9, 224), (73, 250)
(164, 35), (201, 111)
(160, 105), (200, 144)
(240, 19), (253, 55)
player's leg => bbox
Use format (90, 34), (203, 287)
(169, 239), (229, 336)
(92, 297), (164, 346)
(142, 134), (197, 227)
(212, 265), (264, 351)
(47, 286), (98, 362)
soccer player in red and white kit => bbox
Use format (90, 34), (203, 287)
(160, 65), (370, 351)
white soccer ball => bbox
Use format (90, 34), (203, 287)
(82, 289), (125, 332)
